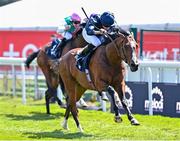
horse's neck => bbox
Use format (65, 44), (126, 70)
(69, 35), (86, 49)
(76, 34), (87, 47)
(105, 42), (121, 65)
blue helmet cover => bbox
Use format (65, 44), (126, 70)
(100, 12), (115, 27)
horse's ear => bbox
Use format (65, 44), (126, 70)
(130, 32), (134, 37)
(118, 31), (125, 37)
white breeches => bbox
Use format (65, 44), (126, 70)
(82, 28), (101, 47)
(63, 32), (72, 40)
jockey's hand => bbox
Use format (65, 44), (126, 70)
(64, 25), (70, 31)
(100, 28), (107, 34)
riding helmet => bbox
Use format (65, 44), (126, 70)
(71, 13), (81, 22)
(100, 12), (115, 27)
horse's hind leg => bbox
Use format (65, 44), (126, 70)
(45, 89), (51, 114)
(52, 87), (66, 108)
(45, 83), (64, 114)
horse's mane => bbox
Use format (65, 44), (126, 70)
(102, 27), (129, 46)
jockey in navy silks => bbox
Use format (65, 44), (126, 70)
(77, 11), (115, 58)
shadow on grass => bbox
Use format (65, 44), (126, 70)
(4, 111), (64, 121)
(24, 129), (93, 139)
(28, 102), (62, 106)
(28, 103), (47, 106)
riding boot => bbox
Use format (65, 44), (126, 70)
(78, 44), (95, 58)
(56, 38), (67, 58)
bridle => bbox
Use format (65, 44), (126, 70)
(104, 32), (129, 63)
(120, 38), (128, 63)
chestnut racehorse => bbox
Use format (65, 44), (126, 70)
(57, 32), (140, 132)
(25, 29), (87, 114)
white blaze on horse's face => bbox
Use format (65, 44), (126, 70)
(128, 36), (139, 72)
(130, 41), (138, 63)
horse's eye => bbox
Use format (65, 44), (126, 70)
(136, 44), (139, 48)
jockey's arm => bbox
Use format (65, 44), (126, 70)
(64, 24), (71, 31)
(112, 25), (130, 36)
(86, 25), (104, 35)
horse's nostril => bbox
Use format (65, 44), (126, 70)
(130, 60), (139, 72)
(131, 63), (136, 67)
(131, 60), (139, 66)
(130, 65), (138, 72)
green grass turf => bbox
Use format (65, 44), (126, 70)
(0, 96), (180, 140)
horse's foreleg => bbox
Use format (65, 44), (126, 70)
(106, 86), (122, 123)
(119, 93), (140, 125)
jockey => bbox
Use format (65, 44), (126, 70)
(77, 11), (115, 58)
(50, 13), (82, 59)
(59, 12), (82, 40)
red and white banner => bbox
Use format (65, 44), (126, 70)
(0, 30), (57, 58)
(0, 30), (179, 60)
(138, 31), (180, 61)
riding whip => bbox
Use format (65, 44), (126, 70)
(81, 7), (89, 20)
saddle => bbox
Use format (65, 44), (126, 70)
(45, 39), (68, 59)
(45, 43), (61, 59)
(46, 27), (84, 60)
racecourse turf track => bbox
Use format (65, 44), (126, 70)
(0, 96), (180, 140)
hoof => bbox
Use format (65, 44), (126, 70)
(79, 99), (88, 107)
(78, 125), (84, 132)
(101, 92), (109, 101)
(62, 123), (69, 130)
(131, 118), (140, 126)
(61, 120), (69, 130)
(114, 116), (123, 123)
(60, 104), (67, 109)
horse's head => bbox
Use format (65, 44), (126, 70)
(115, 32), (139, 72)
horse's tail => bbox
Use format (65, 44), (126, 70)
(24, 50), (40, 69)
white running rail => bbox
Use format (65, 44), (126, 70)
(0, 57), (180, 115)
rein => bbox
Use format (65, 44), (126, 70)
(104, 32), (127, 62)
(120, 39), (127, 63)
(104, 32), (121, 57)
